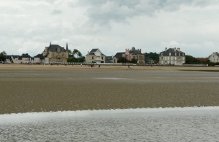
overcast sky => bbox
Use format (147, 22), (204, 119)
(0, 0), (219, 57)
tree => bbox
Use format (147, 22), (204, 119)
(67, 49), (85, 63)
(0, 51), (7, 62)
(145, 52), (159, 64)
(72, 49), (82, 58)
(117, 57), (125, 63)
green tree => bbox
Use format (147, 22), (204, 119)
(72, 49), (82, 58)
(145, 52), (159, 64)
(117, 57), (127, 63)
(185, 55), (199, 64)
(0, 51), (7, 62)
(68, 49), (85, 63)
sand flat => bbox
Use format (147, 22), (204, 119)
(0, 64), (219, 114)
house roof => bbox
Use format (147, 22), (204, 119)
(129, 47), (142, 54)
(212, 52), (219, 56)
(20, 53), (31, 59)
(88, 48), (105, 56)
(47, 44), (66, 52)
(6, 55), (20, 59)
(160, 48), (185, 56)
(34, 54), (44, 59)
(114, 52), (125, 58)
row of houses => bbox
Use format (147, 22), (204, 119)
(85, 47), (185, 65)
(5, 43), (219, 65)
(85, 47), (219, 65)
(6, 43), (69, 64)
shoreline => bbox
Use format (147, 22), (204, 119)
(1, 64), (219, 72)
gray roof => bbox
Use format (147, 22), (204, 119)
(160, 48), (185, 56)
(114, 52), (125, 59)
(47, 44), (66, 52)
(21, 53), (31, 58)
(213, 52), (219, 56)
(88, 48), (105, 56)
(34, 54), (44, 59)
(129, 47), (142, 54)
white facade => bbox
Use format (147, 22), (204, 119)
(159, 48), (185, 65)
(209, 52), (219, 63)
(86, 49), (106, 63)
(33, 58), (42, 64)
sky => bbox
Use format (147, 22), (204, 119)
(0, 0), (219, 57)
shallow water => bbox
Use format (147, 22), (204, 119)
(0, 107), (219, 142)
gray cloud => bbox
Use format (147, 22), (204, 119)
(76, 0), (214, 25)
(51, 9), (62, 15)
(0, 0), (219, 57)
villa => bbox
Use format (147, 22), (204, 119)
(159, 48), (186, 65)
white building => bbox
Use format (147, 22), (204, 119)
(85, 48), (106, 63)
(10, 54), (32, 64)
(209, 52), (219, 63)
(159, 48), (186, 65)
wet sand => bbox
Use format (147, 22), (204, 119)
(0, 64), (219, 114)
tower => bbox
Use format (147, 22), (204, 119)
(66, 43), (68, 51)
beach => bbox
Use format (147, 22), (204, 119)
(0, 64), (219, 114)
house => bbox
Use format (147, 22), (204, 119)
(113, 52), (125, 63)
(209, 52), (219, 63)
(113, 47), (145, 65)
(85, 48), (106, 63)
(43, 43), (69, 64)
(21, 53), (32, 64)
(33, 54), (44, 64)
(10, 55), (21, 64)
(9, 54), (32, 64)
(125, 47), (145, 65)
(159, 47), (185, 65)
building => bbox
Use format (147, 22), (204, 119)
(85, 48), (106, 63)
(113, 52), (125, 63)
(209, 52), (219, 63)
(43, 43), (69, 64)
(113, 47), (145, 65)
(9, 54), (32, 64)
(159, 48), (185, 65)
(20, 53), (32, 64)
(33, 54), (44, 64)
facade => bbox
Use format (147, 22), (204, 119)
(21, 53), (31, 64)
(85, 48), (106, 63)
(209, 52), (219, 63)
(10, 54), (32, 64)
(33, 54), (44, 64)
(43, 43), (69, 64)
(114, 47), (145, 65)
(159, 48), (185, 65)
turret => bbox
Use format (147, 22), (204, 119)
(66, 43), (68, 51)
